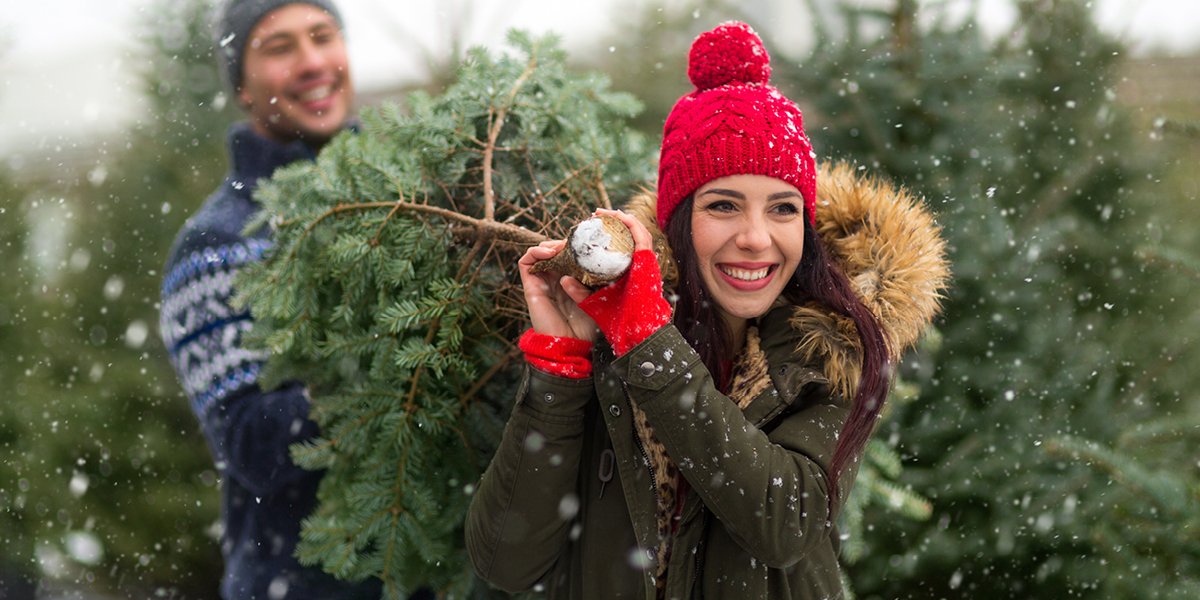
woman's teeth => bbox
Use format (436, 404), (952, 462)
(721, 266), (770, 281)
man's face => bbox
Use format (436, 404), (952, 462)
(238, 4), (353, 145)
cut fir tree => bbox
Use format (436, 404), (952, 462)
(235, 31), (653, 597)
(530, 214), (635, 287)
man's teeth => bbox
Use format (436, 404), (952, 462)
(721, 266), (770, 281)
(298, 86), (333, 102)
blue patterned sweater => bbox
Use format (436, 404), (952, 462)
(160, 123), (380, 599)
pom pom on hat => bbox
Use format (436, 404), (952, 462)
(657, 21), (817, 229)
(687, 21), (771, 90)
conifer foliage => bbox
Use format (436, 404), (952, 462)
(236, 31), (652, 595)
(780, 0), (1200, 596)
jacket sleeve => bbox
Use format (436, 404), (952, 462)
(464, 366), (594, 593)
(160, 233), (319, 498)
(613, 325), (847, 569)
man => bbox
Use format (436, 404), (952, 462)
(159, 1), (377, 597)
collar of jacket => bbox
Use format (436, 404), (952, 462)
(224, 120), (361, 197)
(625, 161), (951, 398)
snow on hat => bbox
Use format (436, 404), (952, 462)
(656, 21), (817, 229)
(214, 0), (344, 93)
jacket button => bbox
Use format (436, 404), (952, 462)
(638, 361), (656, 377)
(543, 392), (555, 404)
(609, 405), (622, 417)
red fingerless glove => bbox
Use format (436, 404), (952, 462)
(578, 249), (673, 356)
(518, 329), (594, 379)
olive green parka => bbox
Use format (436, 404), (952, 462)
(466, 164), (949, 599)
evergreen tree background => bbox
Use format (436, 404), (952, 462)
(0, 0), (1197, 598)
(1, 0), (233, 595)
(0, 157), (40, 599)
(765, 0), (1200, 597)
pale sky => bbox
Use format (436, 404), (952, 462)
(1, 0), (1196, 161)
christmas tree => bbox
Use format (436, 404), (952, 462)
(236, 31), (653, 595)
(779, 0), (1200, 596)
(0, 0), (233, 595)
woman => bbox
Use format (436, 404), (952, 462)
(466, 22), (948, 599)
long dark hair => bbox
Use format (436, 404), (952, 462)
(664, 195), (890, 506)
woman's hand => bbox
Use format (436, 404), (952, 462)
(519, 240), (597, 342)
(578, 209), (673, 356)
(594, 208), (654, 253)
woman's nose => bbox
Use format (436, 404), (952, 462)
(734, 215), (771, 252)
(729, 223), (768, 250)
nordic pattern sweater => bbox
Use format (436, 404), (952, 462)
(159, 122), (380, 599)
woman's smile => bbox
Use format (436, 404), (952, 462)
(716, 262), (778, 290)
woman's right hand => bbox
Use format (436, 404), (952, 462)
(519, 240), (597, 342)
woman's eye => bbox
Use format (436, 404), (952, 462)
(705, 200), (736, 213)
(772, 202), (800, 215)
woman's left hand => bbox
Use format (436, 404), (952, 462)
(578, 209), (673, 356)
(593, 208), (655, 253)
(519, 240), (598, 342)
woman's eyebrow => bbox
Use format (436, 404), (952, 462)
(698, 189), (801, 201)
(768, 191), (803, 201)
(699, 188), (745, 199)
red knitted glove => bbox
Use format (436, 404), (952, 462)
(519, 329), (594, 379)
(578, 249), (673, 356)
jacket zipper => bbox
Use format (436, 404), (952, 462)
(622, 381), (658, 493)
(685, 505), (706, 599)
(621, 381), (663, 596)
(632, 428), (658, 491)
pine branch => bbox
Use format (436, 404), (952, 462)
(597, 180), (612, 210)
(399, 239), (492, 414)
(371, 188), (409, 246)
(869, 477), (932, 521)
(458, 345), (522, 408)
(482, 51), (539, 220)
(382, 447), (411, 590)
(1137, 245), (1200, 281)
(540, 159), (604, 204)
(1045, 435), (1195, 519)
(1161, 118), (1200, 139)
(1021, 155), (1102, 230)
(287, 199), (549, 261)
(1117, 414), (1200, 447)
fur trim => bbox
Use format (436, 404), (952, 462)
(793, 162), (950, 397)
(625, 190), (679, 288)
(812, 162), (948, 356)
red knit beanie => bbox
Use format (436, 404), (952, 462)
(657, 21), (817, 229)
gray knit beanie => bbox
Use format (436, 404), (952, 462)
(214, 0), (344, 93)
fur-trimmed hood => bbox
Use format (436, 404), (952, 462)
(625, 162), (950, 396)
